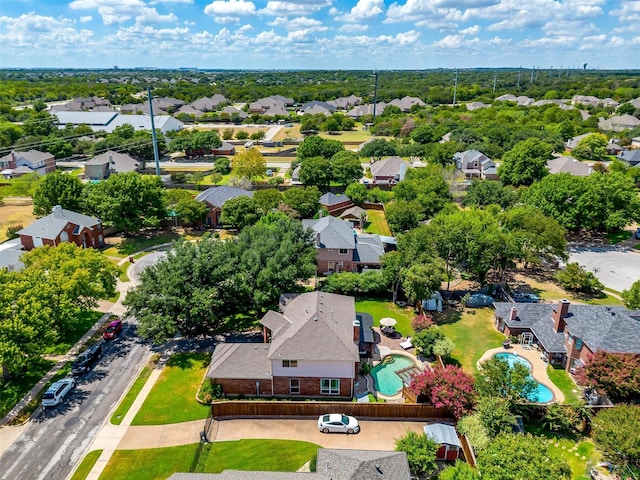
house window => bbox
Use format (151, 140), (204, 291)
(339, 248), (349, 255)
(290, 379), (300, 394)
(282, 360), (297, 368)
(575, 338), (583, 351)
(321, 378), (340, 395)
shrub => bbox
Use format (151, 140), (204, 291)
(554, 262), (603, 294)
(214, 157), (231, 175)
(432, 337), (455, 358)
(170, 172), (187, 183)
(457, 414), (489, 452)
(395, 431), (439, 477)
(413, 326), (445, 357)
(5, 224), (23, 240)
(410, 364), (477, 419)
(411, 314), (434, 332)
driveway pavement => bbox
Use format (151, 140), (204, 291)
(568, 245), (640, 292)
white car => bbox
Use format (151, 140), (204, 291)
(317, 414), (360, 434)
(42, 377), (75, 407)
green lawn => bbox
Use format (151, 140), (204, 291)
(44, 310), (104, 355)
(438, 307), (505, 373)
(99, 440), (320, 480)
(606, 229), (631, 244)
(132, 353), (210, 425)
(355, 298), (415, 337)
(547, 365), (582, 404)
(103, 233), (182, 258)
(364, 209), (392, 236)
(0, 357), (55, 419)
(110, 366), (153, 425)
(70, 450), (102, 480)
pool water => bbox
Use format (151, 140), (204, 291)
(371, 354), (416, 396)
(494, 352), (554, 403)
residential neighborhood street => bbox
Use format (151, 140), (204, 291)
(568, 245), (640, 292)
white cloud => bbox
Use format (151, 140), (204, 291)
(460, 24), (480, 35)
(339, 23), (369, 32)
(204, 0), (256, 17)
(0, 12), (94, 48)
(79, 15), (93, 22)
(268, 16), (327, 32)
(335, 0), (384, 23)
(610, 0), (640, 23)
(259, 0), (332, 17)
(69, 0), (176, 25)
(213, 16), (241, 24)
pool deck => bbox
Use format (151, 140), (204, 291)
(477, 344), (565, 404)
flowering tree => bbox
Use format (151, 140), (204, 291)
(410, 365), (477, 418)
(411, 314), (434, 332)
(574, 350), (640, 403)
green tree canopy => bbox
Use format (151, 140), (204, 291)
(395, 431), (439, 478)
(296, 135), (344, 161)
(498, 137), (552, 186)
(299, 156), (332, 187)
(232, 148), (266, 181)
(359, 138), (398, 160)
(476, 356), (537, 406)
(330, 151), (363, 186)
(461, 180), (517, 209)
(622, 280), (640, 310)
(282, 186), (321, 218)
(32, 170), (86, 217)
(165, 189), (209, 226)
(219, 196), (261, 230)
(253, 188), (283, 213)
(591, 405), (640, 470)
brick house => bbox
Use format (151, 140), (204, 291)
(369, 156), (412, 188)
(84, 150), (141, 180)
(0, 150), (56, 178)
(207, 292), (371, 398)
(494, 299), (640, 371)
(16, 205), (104, 250)
(195, 186), (253, 226)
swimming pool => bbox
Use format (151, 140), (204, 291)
(494, 352), (554, 403)
(371, 354), (417, 396)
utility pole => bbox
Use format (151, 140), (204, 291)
(517, 68), (521, 88)
(453, 68), (459, 106)
(147, 86), (161, 176)
(372, 69), (379, 125)
(492, 69), (497, 95)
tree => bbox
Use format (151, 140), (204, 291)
(214, 157), (232, 175)
(622, 280), (640, 310)
(410, 365), (476, 418)
(461, 180), (517, 209)
(296, 135), (344, 161)
(359, 138), (398, 160)
(331, 151), (363, 186)
(457, 414), (490, 452)
(476, 356), (537, 406)
(591, 405), (640, 470)
(32, 170), (86, 217)
(573, 133), (608, 161)
(439, 461), (482, 480)
(432, 337), (455, 357)
(385, 200), (424, 233)
(477, 434), (571, 480)
(395, 431), (439, 478)
(475, 396), (517, 437)
(554, 262), (603, 294)
(345, 182), (367, 205)
(401, 261), (444, 314)
(299, 156), (332, 186)
(86, 172), (166, 234)
(232, 148), (266, 180)
(411, 124), (436, 144)
(574, 350), (640, 403)
(219, 196), (261, 230)
(22, 111), (57, 137)
(413, 327), (446, 357)
(165, 189), (209, 226)
(253, 189), (283, 213)
(282, 186), (321, 218)
(498, 137), (552, 186)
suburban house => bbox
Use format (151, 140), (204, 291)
(211, 141), (236, 156)
(190, 95), (228, 112)
(369, 156), (412, 187)
(54, 111), (184, 134)
(547, 156), (592, 176)
(340, 206), (367, 228)
(565, 133), (591, 151)
(424, 423), (462, 461)
(453, 150), (496, 180)
(17, 205), (104, 251)
(388, 96), (426, 112)
(617, 149), (640, 168)
(598, 114), (640, 132)
(167, 449), (411, 479)
(327, 95), (362, 110)
(195, 186), (253, 226)
(0, 150), (56, 178)
(302, 216), (389, 274)
(299, 101), (336, 116)
(494, 299), (640, 372)
(84, 150), (141, 180)
(319, 192), (353, 215)
(346, 102), (387, 120)
(207, 292), (370, 398)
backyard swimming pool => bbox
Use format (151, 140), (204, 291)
(370, 354), (418, 396)
(494, 352), (554, 403)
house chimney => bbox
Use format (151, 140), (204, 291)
(509, 307), (518, 322)
(553, 299), (570, 332)
(353, 319), (360, 344)
(52, 205), (63, 217)
(316, 233), (321, 247)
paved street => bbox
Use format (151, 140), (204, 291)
(568, 245), (640, 292)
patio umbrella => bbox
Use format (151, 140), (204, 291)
(380, 317), (397, 327)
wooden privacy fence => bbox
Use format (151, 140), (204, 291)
(460, 435), (477, 468)
(211, 401), (452, 421)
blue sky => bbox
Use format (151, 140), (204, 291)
(0, 0), (637, 69)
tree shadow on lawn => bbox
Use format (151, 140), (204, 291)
(434, 307), (463, 326)
(167, 352), (211, 370)
(109, 231), (183, 256)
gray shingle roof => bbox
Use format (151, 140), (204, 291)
(547, 157), (592, 176)
(340, 206), (366, 220)
(195, 186), (253, 208)
(319, 192), (350, 207)
(17, 206), (101, 240)
(302, 217), (355, 249)
(206, 343), (271, 380)
(86, 150), (140, 173)
(266, 292), (359, 362)
(353, 234), (384, 264)
(424, 423), (461, 447)
(369, 156), (411, 178)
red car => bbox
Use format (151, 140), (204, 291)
(103, 319), (123, 340)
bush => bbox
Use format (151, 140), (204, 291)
(170, 172), (187, 183)
(432, 337), (455, 358)
(318, 270), (389, 296)
(5, 224), (23, 240)
(395, 431), (439, 477)
(411, 314), (434, 332)
(214, 157), (231, 175)
(235, 131), (249, 140)
(457, 414), (489, 452)
(554, 262), (603, 294)
(267, 176), (284, 186)
(413, 326), (445, 357)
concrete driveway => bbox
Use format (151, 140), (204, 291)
(568, 245), (640, 292)
(128, 251), (167, 285)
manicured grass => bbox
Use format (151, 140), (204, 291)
(99, 444), (197, 480)
(203, 439), (319, 473)
(364, 209), (392, 236)
(110, 366), (153, 425)
(0, 357), (55, 419)
(318, 129), (375, 142)
(44, 310), (105, 355)
(70, 450), (103, 480)
(117, 263), (129, 282)
(606, 229), (631, 244)
(579, 292), (623, 306)
(547, 365), (582, 404)
(355, 298), (414, 337)
(132, 353), (210, 425)
(99, 440), (320, 480)
(103, 233), (181, 258)
(438, 307), (505, 373)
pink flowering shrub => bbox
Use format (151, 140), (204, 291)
(411, 314), (434, 332)
(410, 365), (477, 419)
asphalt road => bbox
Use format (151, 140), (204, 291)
(0, 325), (151, 480)
(568, 245), (640, 292)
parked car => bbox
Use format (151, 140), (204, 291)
(635, 227), (640, 240)
(42, 377), (75, 407)
(465, 293), (494, 308)
(103, 319), (123, 340)
(317, 414), (360, 434)
(512, 291), (540, 303)
(71, 343), (102, 375)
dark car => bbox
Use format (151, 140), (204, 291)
(103, 319), (123, 340)
(512, 291), (540, 303)
(635, 227), (640, 240)
(71, 343), (102, 375)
